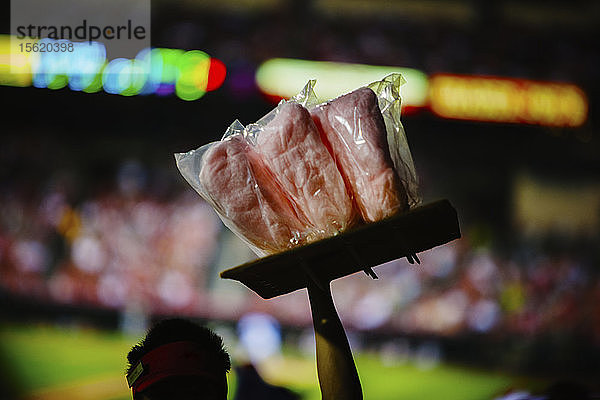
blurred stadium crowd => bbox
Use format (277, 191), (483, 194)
(1, 160), (598, 345)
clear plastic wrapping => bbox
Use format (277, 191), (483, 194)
(175, 73), (419, 256)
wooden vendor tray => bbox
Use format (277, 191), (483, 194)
(220, 199), (461, 299)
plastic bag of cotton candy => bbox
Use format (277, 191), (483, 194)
(175, 73), (420, 257)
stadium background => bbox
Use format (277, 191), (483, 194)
(1, 0), (599, 399)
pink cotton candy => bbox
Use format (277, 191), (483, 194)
(311, 87), (408, 222)
(199, 136), (305, 254)
(254, 102), (355, 239)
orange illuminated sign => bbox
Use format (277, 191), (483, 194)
(428, 74), (588, 127)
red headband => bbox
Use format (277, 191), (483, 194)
(127, 341), (226, 395)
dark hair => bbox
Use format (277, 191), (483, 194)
(126, 318), (231, 377)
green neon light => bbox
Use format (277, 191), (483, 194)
(256, 58), (428, 107)
(120, 59), (148, 96)
(83, 64), (105, 93)
(175, 50), (210, 101)
(159, 48), (185, 84)
(47, 74), (68, 90)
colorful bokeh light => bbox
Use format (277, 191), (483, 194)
(255, 58), (428, 108)
(0, 35), (226, 101)
(428, 74), (588, 127)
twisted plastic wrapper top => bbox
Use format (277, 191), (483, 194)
(175, 73), (420, 256)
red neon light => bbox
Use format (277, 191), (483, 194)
(206, 58), (226, 91)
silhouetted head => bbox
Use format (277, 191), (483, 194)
(126, 318), (231, 400)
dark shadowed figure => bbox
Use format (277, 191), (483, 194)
(126, 280), (363, 400)
(126, 318), (230, 400)
(233, 363), (300, 400)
